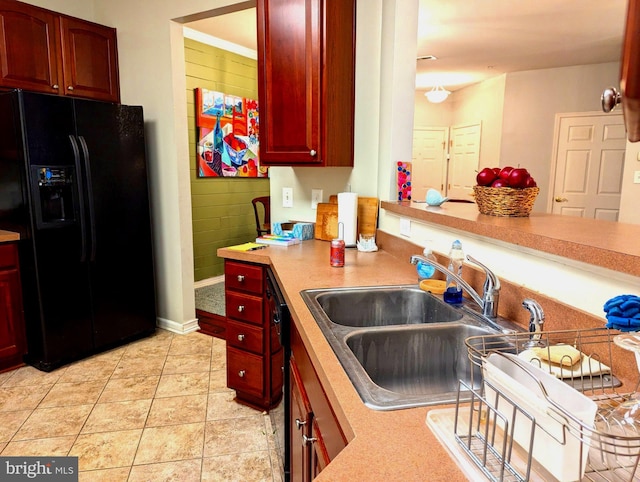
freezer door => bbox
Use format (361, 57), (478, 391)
(19, 92), (94, 370)
(73, 99), (156, 348)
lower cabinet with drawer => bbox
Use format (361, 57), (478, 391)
(0, 243), (26, 373)
(224, 259), (283, 410)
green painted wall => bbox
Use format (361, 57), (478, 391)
(186, 38), (269, 281)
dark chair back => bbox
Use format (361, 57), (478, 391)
(252, 196), (271, 237)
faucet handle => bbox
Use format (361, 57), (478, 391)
(466, 255), (500, 292)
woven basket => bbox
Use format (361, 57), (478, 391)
(473, 186), (539, 217)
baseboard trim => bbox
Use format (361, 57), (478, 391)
(157, 317), (200, 334)
(194, 275), (224, 289)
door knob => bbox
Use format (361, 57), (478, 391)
(555, 197), (568, 203)
(601, 87), (621, 113)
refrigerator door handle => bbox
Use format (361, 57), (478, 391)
(69, 135), (88, 263)
(78, 136), (97, 262)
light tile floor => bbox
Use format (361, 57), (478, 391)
(0, 329), (284, 482)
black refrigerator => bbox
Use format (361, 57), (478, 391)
(0, 90), (157, 371)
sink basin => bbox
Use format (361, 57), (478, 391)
(313, 286), (462, 327)
(345, 324), (496, 407)
(301, 285), (522, 410)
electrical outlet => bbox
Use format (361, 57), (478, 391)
(311, 189), (323, 209)
(634, 170), (640, 184)
(282, 187), (293, 207)
(399, 217), (411, 237)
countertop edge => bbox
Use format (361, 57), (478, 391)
(0, 230), (20, 243)
(381, 201), (640, 277)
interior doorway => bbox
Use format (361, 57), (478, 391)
(550, 112), (626, 221)
(412, 122), (481, 201)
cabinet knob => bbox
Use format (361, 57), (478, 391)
(601, 86), (621, 113)
(67, 86), (74, 91)
(555, 197), (569, 203)
(309, 149), (317, 157)
(237, 274), (245, 283)
(237, 334), (245, 342)
(302, 434), (317, 445)
(295, 418), (307, 430)
(238, 370), (246, 378)
(52, 84), (59, 89)
(237, 305), (245, 313)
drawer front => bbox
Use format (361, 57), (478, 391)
(227, 346), (264, 398)
(227, 319), (264, 355)
(0, 244), (18, 270)
(226, 291), (263, 325)
(225, 261), (263, 294)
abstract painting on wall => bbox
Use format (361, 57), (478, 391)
(195, 88), (266, 178)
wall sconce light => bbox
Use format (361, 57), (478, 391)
(425, 85), (450, 103)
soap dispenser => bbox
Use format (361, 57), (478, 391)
(444, 240), (464, 304)
(416, 242), (437, 281)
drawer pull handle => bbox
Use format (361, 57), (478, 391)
(238, 370), (246, 378)
(237, 334), (245, 341)
(237, 275), (245, 282)
(303, 434), (317, 445)
(67, 85), (74, 91)
(237, 305), (245, 313)
(295, 418), (307, 430)
(52, 84), (59, 89)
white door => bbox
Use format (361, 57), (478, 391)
(411, 127), (448, 201)
(551, 113), (626, 221)
(448, 122), (481, 200)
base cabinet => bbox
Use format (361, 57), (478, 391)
(0, 243), (26, 372)
(225, 260), (283, 411)
(289, 323), (347, 481)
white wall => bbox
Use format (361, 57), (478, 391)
(501, 62), (620, 211)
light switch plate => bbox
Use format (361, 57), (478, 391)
(311, 189), (323, 209)
(399, 217), (411, 237)
(282, 187), (293, 207)
(634, 170), (640, 184)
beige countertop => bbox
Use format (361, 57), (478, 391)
(218, 241), (470, 481)
(0, 230), (19, 243)
(381, 200), (640, 277)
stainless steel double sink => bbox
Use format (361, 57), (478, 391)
(301, 285), (522, 410)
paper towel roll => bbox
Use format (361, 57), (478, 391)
(338, 192), (358, 247)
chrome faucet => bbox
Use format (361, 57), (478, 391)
(409, 253), (501, 319)
(522, 298), (545, 348)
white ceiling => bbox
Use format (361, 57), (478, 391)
(184, 1), (627, 92)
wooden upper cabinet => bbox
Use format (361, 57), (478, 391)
(257, 0), (356, 167)
(0, 0), (61, 94)
(0, 0), (120, 103)
(59, 16), (119, 102)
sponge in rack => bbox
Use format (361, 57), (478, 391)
(604, 294), (640, 331)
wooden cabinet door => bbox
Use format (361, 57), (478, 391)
(257, 0), (321, 165)
(59, 16), (120, 102)
(0, 244), (25, 372)
(0, 0), (61, 94)
(289, 359), (313, 482)
(311, 418), (331, 478)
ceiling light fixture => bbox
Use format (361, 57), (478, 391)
(425, 85), (450, 103)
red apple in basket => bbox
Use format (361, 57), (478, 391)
(524, 176), (537, 188)
(507, 168), (530, 188)
(499, 166), (514, 180)
(491, 178), (508, 188)
(476, 167), (497, 186)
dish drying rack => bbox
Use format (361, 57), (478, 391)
(453, 327), (640, 482)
